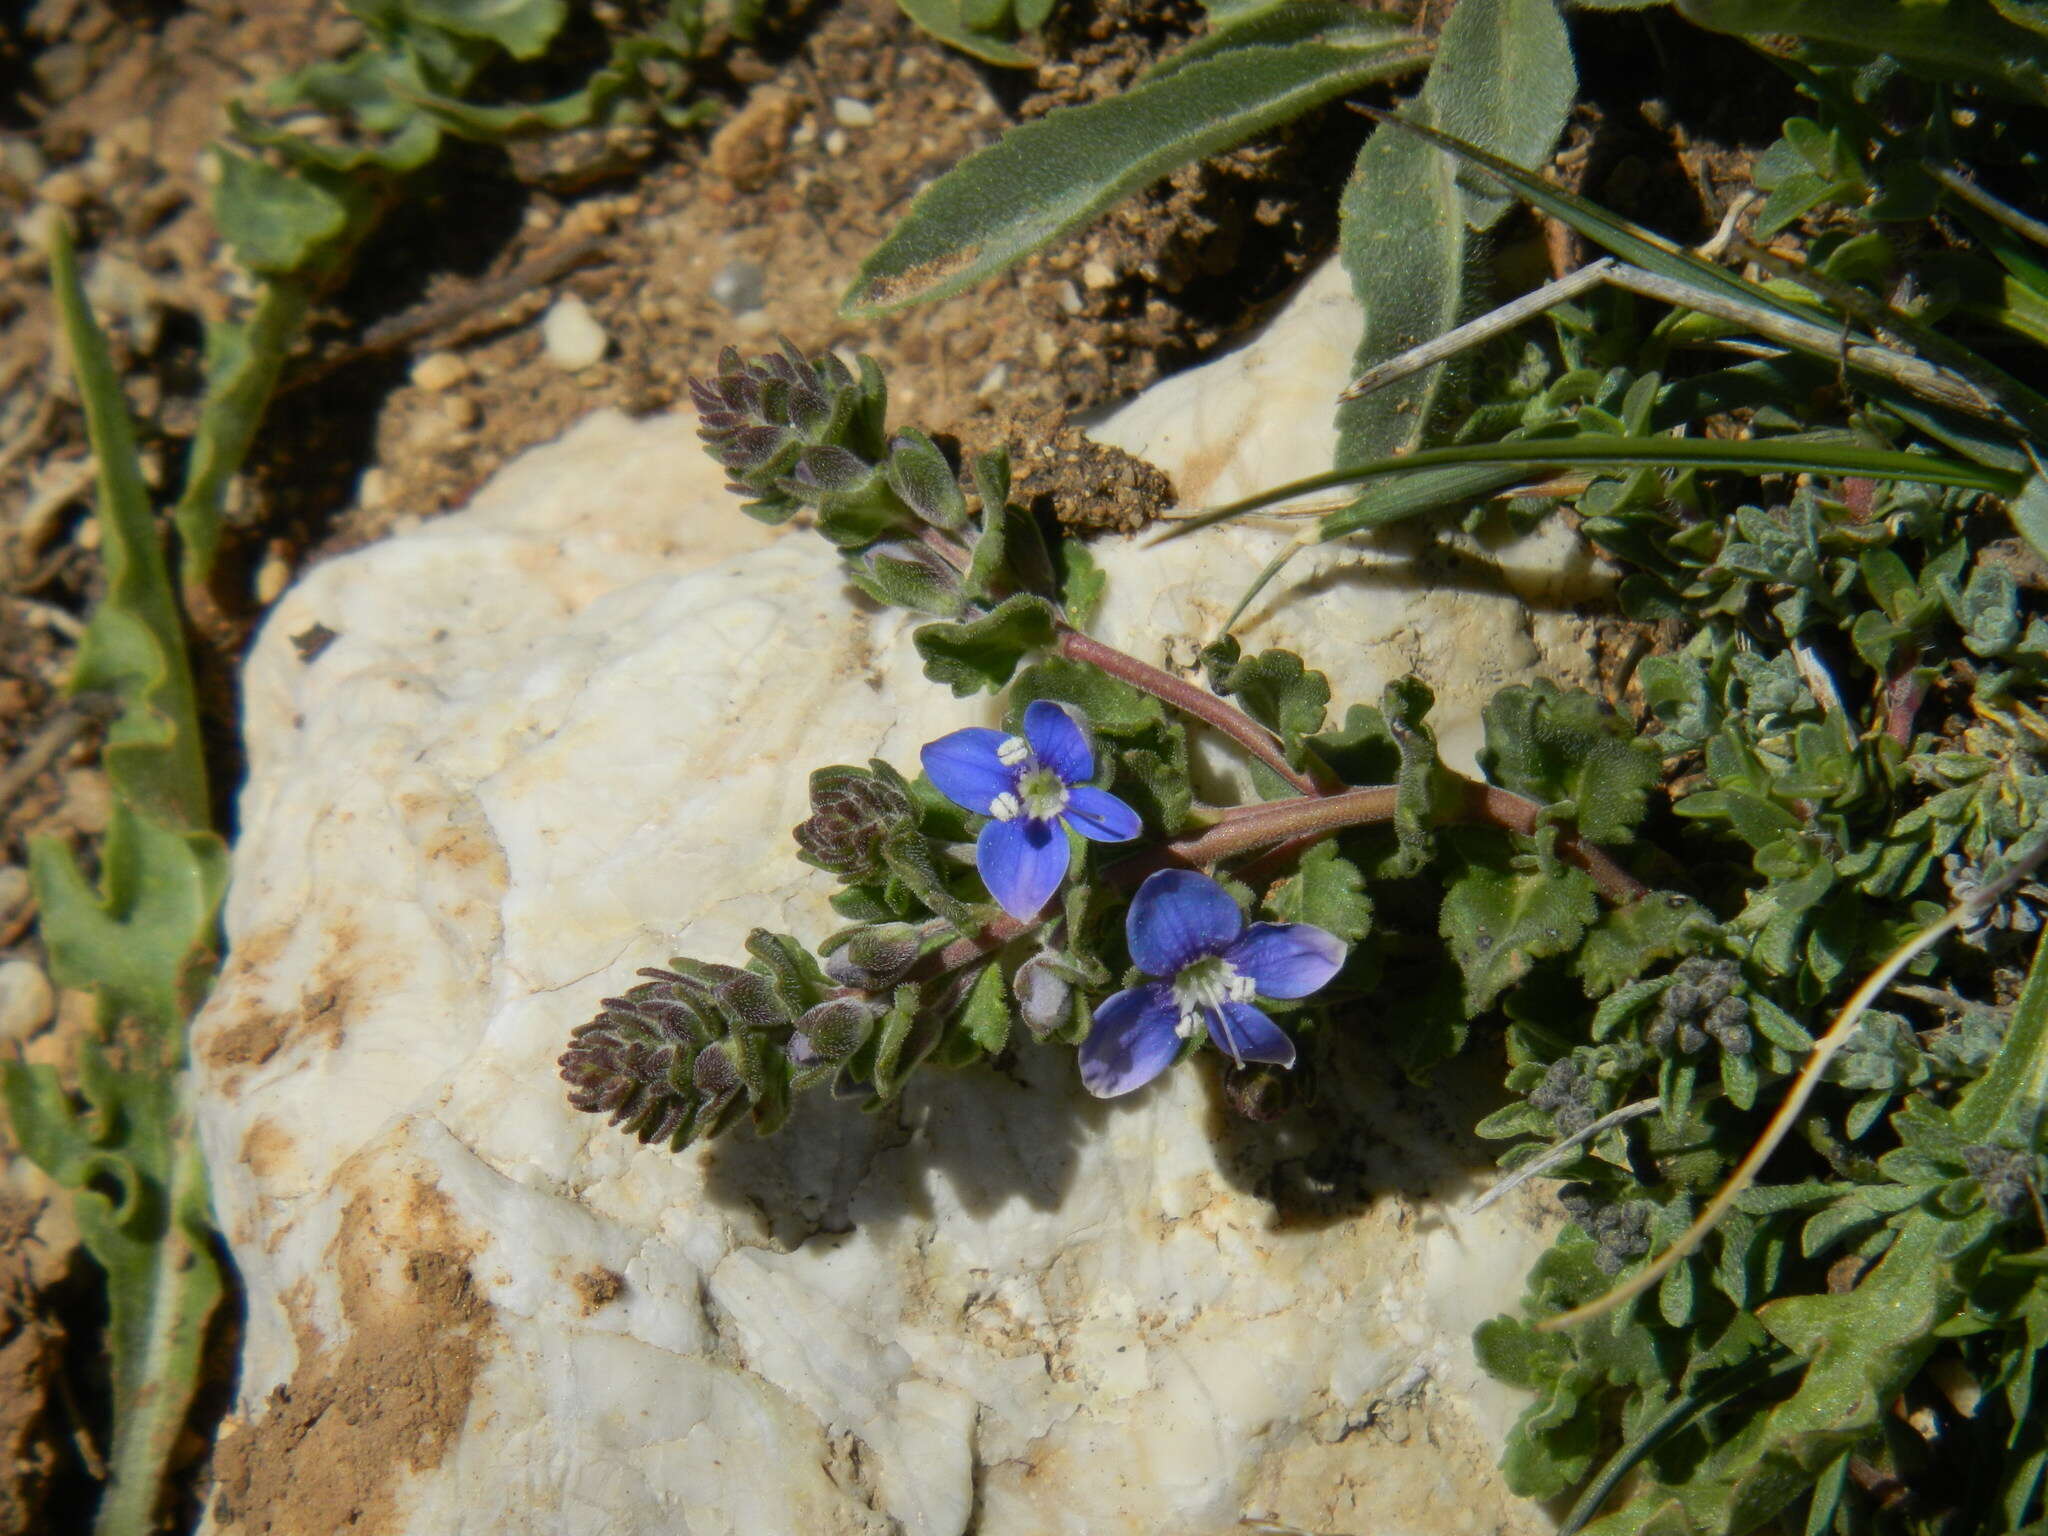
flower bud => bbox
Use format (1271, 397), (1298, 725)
(822, 923), (922, 989)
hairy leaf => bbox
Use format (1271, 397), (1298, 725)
(844, 28), (1430, 315)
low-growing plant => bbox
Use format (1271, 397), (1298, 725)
(564, 318), (2048, 1531)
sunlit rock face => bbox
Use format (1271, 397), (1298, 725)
(194, 262), (1597, 1536)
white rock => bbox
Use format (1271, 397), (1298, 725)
(193, 264), (1599, 1536)
(831, 96), (877, 129)
(542, 294), (609, 371)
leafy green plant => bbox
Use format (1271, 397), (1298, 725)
(179, 0), (749, 590)
(1, 224), (231, 1536)
(892, 0), (1058, 66)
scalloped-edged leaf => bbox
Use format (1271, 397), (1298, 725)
(1, 220), (229, 1536)
(1440, 828), (1601, 1014)
(1575, 892), (1716, 997)
(1479, 679), (1665, 844)
(843, 29), (1431, 315)
(1263, 840), (1374, 943)
(914, 593), (1058, 695)
(1201, 637), (1330, 751)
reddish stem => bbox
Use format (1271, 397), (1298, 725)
(1054, 626), (1319, 796)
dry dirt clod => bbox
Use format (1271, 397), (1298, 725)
(707, 86), (801, 193)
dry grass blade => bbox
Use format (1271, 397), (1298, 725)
(1537, 830), (2048, 1334)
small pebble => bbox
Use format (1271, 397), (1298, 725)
(1081, 260), (1117, 291)
(444, 395), (479, 430)
(75, 517), (101, 551)
(37, 168), (89, 209)
(0, 865), (30, 920)
(1053, 279), (1083, 315)
(411, 351), (470, 392)
(824, 128), (848, 158)
(709, 258), (766, 315)
(60, 769), (112, 837)
(975, 363), (1009, 398)
(831, 97), (877, 129)
(358, 467), (391, 511)
(0, 138), (47, 187)
(542, 294), (609, 370)
(254, 545), (292, 605)
(0, 959), (54, 1046)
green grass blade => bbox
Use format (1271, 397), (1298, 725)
(2, 218), (229, 1536)
(1363, 109), (1824, 330)
(1162, 432), (2020, 543)
(842, 31), (1431, 316)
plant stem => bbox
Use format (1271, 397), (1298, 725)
(1053, 625), (1320, 796)
(1152, 780), (1647, 902)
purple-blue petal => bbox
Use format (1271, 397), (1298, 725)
(1023, 699), (1093, 784)
(1062, 784), (1141, 843)
(1079, 983), (1183, 1097)
(1205, 1000), (1297, 1069)
(976, 816), (1070, 922)
(921, 727), (1015, 815)
(1224, 922), (1347, 1000)
(1125, 869), (1244, 978)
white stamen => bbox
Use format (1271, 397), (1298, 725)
(1168, 955), (1253, 1052)
(988, 791), (1023, 821)
(996, 735), (1030, 767)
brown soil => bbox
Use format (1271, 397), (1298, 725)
(0, 0), (1781, 1531)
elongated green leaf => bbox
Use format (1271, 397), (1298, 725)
(1166, 431), (2019, 546)
(172, 278), (311, 586)
(1338, 0), (1573, 469)
(4, 219), (228, 1536)
(1676, 0), (2048, 105)
(892, 0), (1036, 66)
(843, 31), (1431, 316)
(1148, 0), (1399, 79)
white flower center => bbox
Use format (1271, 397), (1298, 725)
(996, 735), (1031, 767)
(1015, 766), (1070, 821)
(1170, 954), (1256, 1038)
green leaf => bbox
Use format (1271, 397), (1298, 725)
(2010, 474), (2048, 569)
(1575, 893), (1716, 997)
(211, 146), (351, 275)
(1263, 841), (1374, 942)
(843, 29), (1430, 315)
(1169, 433), (2022, 545)
(957, 961), (1014, 1054)
(1337, 0), (1573, 471)
(1201, 638), (1330, 750)
(403, 0), (568, 59)
(1479, 679), (1665, 844)
(1057, 538), (1106, 629)
(2, 219), (229, 1536)
(914, 594), (1058, 695)
(892, 0), (1038, 66)
(171, 280), (312, 586)
(1440, 828), (1601, 1014)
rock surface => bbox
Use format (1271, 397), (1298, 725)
(194, 262), (1602, 1536)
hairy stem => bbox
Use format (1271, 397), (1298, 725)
(1053, 626), (1321, 796)
(1154, 781), (1647, 902)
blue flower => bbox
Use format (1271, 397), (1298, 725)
(1079, 869), (1346, 1098)
(921, 700), (1142, 921)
